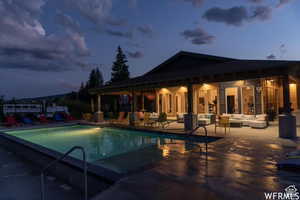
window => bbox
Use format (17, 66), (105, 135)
(241, 87), (255, 114)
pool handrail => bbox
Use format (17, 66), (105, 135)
(40, 146), (87, 200)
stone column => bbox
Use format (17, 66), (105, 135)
(95, 94), (103, 122)
(156, 92), (160, 114)
(184, 83), (197, 131)
(129, 90), (136, 126)
(90, 97), (94, 113)
(142, 92), (145, 112)
(279, 75), (296, 138)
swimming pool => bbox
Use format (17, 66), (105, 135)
(4, 125), (215, 173)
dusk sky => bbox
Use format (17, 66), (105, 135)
(0, 0), (299, 99)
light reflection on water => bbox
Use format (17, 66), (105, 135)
(6, 125), (204, 163)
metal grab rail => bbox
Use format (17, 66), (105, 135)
(189, 125), (209, 153)
(40, 146), (87, 200)
(189, 125), (208, 137)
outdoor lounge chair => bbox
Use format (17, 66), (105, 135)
(4, 116), (21, 127)
(62, 112), (76, 121)
(53, 113), (64, 122)
(39, 114), (49, 123)
(22, 117), (34, 125)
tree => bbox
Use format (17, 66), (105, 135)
(88, 68), (104, 88)
(78, 68), (104, 101)
(110, 46), (130, 83)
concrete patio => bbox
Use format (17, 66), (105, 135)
(1, 122), (299, 200)
(0, 146), (82, 200)
(92, 127), (300, 200)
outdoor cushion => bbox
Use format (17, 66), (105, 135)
(243, 115), (255, 120)
(255, 114), (267, 121)
(249, 120), (267, 128)
(231, 114), (244, 119)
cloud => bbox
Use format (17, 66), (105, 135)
(203, 6), (272, 26)
(55, 12), (82, 34)
(0, 0), (90, 71)
(249, 0), (263, 3)
(105, 29), (133, 38)
(137, 25), (154, 38)
(104, 17), (127, 26)
(267, 54), (276, 59)
(181, 28), (215, 45)
(182, 0), (205, 7)
(276, 0), (292, 8)
(250, 6), (272, 21)
(63, 0), (112, 25)
(127, 51), (144, 59)
(1, 0), (46, 25)
(203, 6), (249, 26)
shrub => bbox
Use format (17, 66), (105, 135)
(57, 99), (91, 119)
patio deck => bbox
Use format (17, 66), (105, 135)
(91, 121), (300, 200)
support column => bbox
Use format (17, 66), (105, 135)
(184, 83), (197, 131)
(91, 97), (94, 113)
(156, 92), (160, 114)
(279, 75), (296, 138)
(142, 92), (145, 112)
(95, 94), (103, 122)
(129, 90), (136, 126)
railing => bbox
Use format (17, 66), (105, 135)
(189, 125), (209, 153)
(40, 146), (87, 200)
(189, 125), (208, 137)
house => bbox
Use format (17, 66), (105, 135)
(90, 51), (300, 138)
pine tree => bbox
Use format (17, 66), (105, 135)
(110, 46), (130, 83)
(95, 68), (104, 87)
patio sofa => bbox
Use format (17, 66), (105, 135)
(221, 114), (268, 129)
(197, 114), (216, 125)
(176, 113), (216, 125)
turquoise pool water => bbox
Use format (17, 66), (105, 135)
(5, 125), (210, 173)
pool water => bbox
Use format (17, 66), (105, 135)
(5, 125), (208, 173)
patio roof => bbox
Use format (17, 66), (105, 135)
(90, 51), (300, 94)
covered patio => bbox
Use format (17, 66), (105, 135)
(90, 51), (300, 138)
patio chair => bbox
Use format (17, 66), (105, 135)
(62, 112), (76, 121)
(215, 116), (230, 135)
(4, 116), (21, 127)
(22, 117), (34, 125)
(53, 113), (64, 122)
(82, 113), (93, 121)
(38, 114), (49, 123)
(111, 112), (126, 124)
(157, 113), (174, 129)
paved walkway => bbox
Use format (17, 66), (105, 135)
(0, 146), (82, 200)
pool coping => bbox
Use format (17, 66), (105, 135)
(88, 123), (223, 142)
